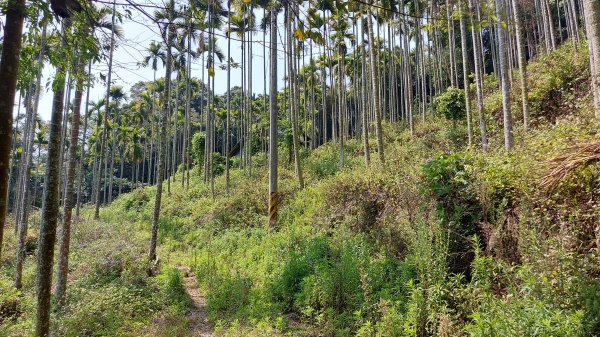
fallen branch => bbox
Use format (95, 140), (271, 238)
(541, 141), (600, 190)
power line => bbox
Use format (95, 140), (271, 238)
(349, 0), (445, 21)
(91, 0), (330, 56)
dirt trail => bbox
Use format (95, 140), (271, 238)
(176, 266), (213, 337)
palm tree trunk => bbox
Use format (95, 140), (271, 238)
(15, 90), (37, 290)
(403, 18), (414, 135)
(14, 82), (34, 236)
(367, 5), (385, 163)
(108, 128), (116, 202)
(360, 16), (370, 167)
(76, 60), (92, 217)
(182, 22), (192, 189)
(15, 26), (46, 290)
(149, 6), (174, 276)
(269, 4), (279, 227)
(495, 0), (514, 151)
(286, 4), (304, 189)
(0, 0), (26, 262)
(56, 54), (85, 307)
(94, 0), (117, 219)
(59, 71), (73, 210)
(225, 5), (231, 194)
(337, 47), (345, 168)
(446, 0), (456, 87)
(118, 148), (124, 196)
(459, 1), (474, 146)
(35, 18), (70, 337)
(470, 0), (489, 150)
(583, 0), (600, 117)
(511, 0), (531, 131)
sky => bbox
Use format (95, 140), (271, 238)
(28, 1), (297, 121)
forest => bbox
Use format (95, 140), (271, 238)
(0, 0), (600, 335)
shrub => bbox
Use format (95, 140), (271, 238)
(306, 150), (339, 180)
(57, 282), (162, 336)
(205, 274), (252, 320)
(583, 281), (600, 335)
(212, 152), (226, 176)
(123, 188), (150, 212)
(0, 279), (22, 324)
(433, 87), (466, 121)
(466, 296), (584, 337)
(191, 132), (206, 170)
(420, 152), (481, 274)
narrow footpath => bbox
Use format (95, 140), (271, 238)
(177, 266), (213, 337)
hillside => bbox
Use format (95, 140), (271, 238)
(2, 40), (599, 337)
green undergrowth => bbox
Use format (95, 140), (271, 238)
(0, 213), (191, 336)
(2, 41), (599, 336)
(106, 99), (598, 337)
(123, 41), (597, 336)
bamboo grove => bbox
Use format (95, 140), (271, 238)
(0, 0), (599, 335)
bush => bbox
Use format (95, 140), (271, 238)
(191, 132), (206, 170)
(433, 87), (466, 121)
(420, 152), (481, 274)
(0, 279), (22, 324)
(306, 150), (339, 180)
(57, 282), (162, 336)
(212, 152), (226, 176)
(466, 296), (583, 337)
(123, 188), (150, 212)
(205, 274), (252, 320)
(583, 281), (600, 335)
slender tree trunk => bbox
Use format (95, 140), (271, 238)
(0, 0), (26, 262)
(15, 26), (45, 290)
(149, 8), (174, 276)
(7, 92), (23, 218)
(544, 0), (557, 50)
(76, 61), (92, 217)
(209, 22), (216, 199)
(248, 8), (253, 177)
(59, 72), (73, 209)
(321, 40), (327, 144)
(182, 22), (192, 189)
(169, 74), (180, 194)
(470, 0), (489, 150)
(56, 55), (85, 306)
(403, 18), (414, 135)
(36, 19), (70, 337)
(367, 5), (385, 163)
(94, 0), (117, 219)
(14, 84), (34, 236)
(361, 17), (371, 167)
(337, 46), (346, 168)
(225, 5), (231, 194)
(15, 95), (36, 290)
(583, 0), (600, 117)
(287, 5), (304, 189)
(511, 0), (531, 131)
(118, 148), (124, 196)
(495, 0), (514, 151)
(268, 4), (278, 227)
(459, 2), (474, 146)
(108, 128), (116, 202)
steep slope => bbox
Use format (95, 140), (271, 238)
(102, 42), (600, 336)
(1, 42), (598, 337)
